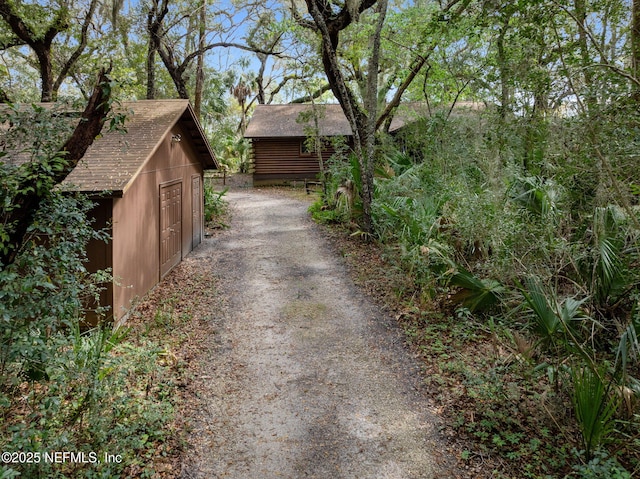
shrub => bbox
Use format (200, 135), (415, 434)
(203, 184), (229, 228)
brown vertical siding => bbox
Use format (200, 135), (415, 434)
(111, 123), (204, 320)
(252, 137), (337, 184)
(191, 175), (202, 250)
(84, 199), (113, 323)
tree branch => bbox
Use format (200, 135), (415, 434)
(0, 37), (26, 50)
(290, 82), (333, 103)
(57, 68), (113, 173)
(0, 0), (37, 45)
(181, 41), (284, 67)
(333, 0), (378, 31)
(53, 0), (100, 95)
(376, 0), (473, 129)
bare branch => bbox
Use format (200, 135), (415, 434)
(53, 0), (100, 94)
(181, 41), (284, 67)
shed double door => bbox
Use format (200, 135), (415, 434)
(160, 181), (182, 278)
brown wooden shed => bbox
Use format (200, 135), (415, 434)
(244, 104), (353, 186)
(58, 99), (217, 321)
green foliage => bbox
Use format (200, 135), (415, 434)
(203, 183), (228, 229)
(519, 279), (588, 351)
(0, 192), (107, 371)
(308, 199), (347, 224)
(215, 135), (251, 173)
(615, 309), (640, 380)
(311, 142), (362, 223)
(571, 365), (619, 459)
(449, 267), (505, 312)
(363, 99), (640, 475)
(1, 324), (177, 478)
(577, 206), (629, 310)
(571, 449), (631, 479)
(509, 175), (560, 217)
(0, 184), (176, 476)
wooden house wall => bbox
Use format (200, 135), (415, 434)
(110, 123), (204, 320)
(84, 198), (113, 323)
(251, 137), (338, 185)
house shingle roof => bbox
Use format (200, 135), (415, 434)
(62, 99), (217, 194)
(244, 104), (352, 138)
(243, 103), (412, 139)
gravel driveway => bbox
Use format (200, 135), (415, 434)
(180, 189), (454, 478)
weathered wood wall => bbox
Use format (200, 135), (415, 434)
(251, 137), (337, 185)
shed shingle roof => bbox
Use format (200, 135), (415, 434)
(1, 99), (217, 195)
(62, 99), (217, 194)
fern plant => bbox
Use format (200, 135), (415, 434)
(509, 175), (560, 217)
(571, 364), (619, 459)
(448, 266), (505, 312)
(520, 278), (588, 352)
(614, 307), (640, 393)
(579, 206), (627, 311)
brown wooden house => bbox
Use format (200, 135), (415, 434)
(244, 104), (353, 185)
(58, 99), (217, 321)
(244, 103), (413, 185)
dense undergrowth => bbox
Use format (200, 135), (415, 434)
(311, 104), (640, 478)
(0, 196), (183, 479)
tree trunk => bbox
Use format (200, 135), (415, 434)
(304, 0), (376, 232)
(0, 0), (99, 102)
(256, 53), (267, 104)
(146, 44), (156, 99)
(156, 40), (191, 99)
(632, 0), (640, 98)
(360, 0), (388, 235)
(194, 0), (206, 119)
(36, 47), (55, 102)
(146, 0), (168, 100)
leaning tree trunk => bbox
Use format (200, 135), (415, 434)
(304, 0), (377, 233)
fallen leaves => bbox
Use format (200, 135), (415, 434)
(124, 252), (226, 478)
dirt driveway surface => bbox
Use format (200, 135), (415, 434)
(180, 189), (454, 478)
